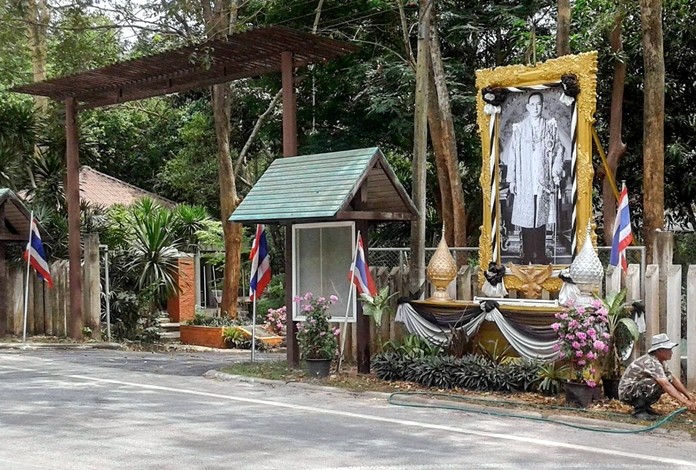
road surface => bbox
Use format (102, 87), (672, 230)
(1, 349), (695, 469)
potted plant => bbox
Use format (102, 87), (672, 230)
(600, 290), (640, 399)
(552, 299), (610, 407)
(295, 292), (341, 378)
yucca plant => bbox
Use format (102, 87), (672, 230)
(127, 206), (180, 305)
(172, 204), (209, 248)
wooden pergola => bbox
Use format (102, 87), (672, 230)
(12, 26), (357, 340)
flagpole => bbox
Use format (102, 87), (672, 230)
(338, 230), (360, 371)
(251, 295), (257, 363)
(22, 212), (33, 343)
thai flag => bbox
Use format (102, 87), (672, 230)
(23, 219), (53, 288)
(609, 183), (633, 273)
(249, 224), (271, 301)
(350, 234), (377, 297)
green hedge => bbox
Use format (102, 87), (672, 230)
(371, 351), (542, 393)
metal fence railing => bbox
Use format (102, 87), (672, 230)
(370, 245), (645, 275)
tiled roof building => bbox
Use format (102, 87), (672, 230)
(79, 166), (175, 208)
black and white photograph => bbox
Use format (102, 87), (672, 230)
(498, 87), (574, 265)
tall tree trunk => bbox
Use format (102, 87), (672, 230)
(212, 83), (242, 317)
(26, 0), (49, 191)
(602, 5), (628, 245)
(427, 26), (467, 260)
(203, 0), (242, 316)
(639, 0), (665, 261)
(26, 0), (49, 113)
(409, 0), (432, 298)
(557, 0), (571, 56)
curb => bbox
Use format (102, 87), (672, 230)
(0, 342), (124, 350)
(204, 370), (692, 438)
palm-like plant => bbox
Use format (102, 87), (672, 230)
(127, 202), (180, 303)
(603, 290), (640, 379)
(172, 204), (209, 248)
(0, 96), (37, 190)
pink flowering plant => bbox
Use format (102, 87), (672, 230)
(552, 299), (610, 387)
(295, 292), (341, 360)
(264, 306), (287, 337)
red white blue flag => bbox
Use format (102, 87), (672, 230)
(609, 183), (633, 273)
(350, 234), (377, 297)
(249, 224), (271, 300)
(23, 219), (53, 288)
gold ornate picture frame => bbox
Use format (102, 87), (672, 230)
(476, 52), (598, 293)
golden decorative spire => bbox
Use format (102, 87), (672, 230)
(426, 227), (457, 302)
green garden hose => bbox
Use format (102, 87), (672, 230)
(388, 391), (687, 434)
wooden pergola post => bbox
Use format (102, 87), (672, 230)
(65, 97), (82, 339)
(282, 50), (300, 368)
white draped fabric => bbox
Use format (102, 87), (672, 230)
(395, 303), (559, 361)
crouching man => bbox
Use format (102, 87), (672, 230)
(618, 333), (696, 420)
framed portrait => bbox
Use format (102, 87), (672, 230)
(475, 52), (598, 293)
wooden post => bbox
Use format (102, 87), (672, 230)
(65, 97), (82, 339)
(687, 265), (696, 390)
(285, 224), (299, 368)
(281, 50), (299, 368)
(83, 233), (101, 340)
(666, 265), (682, 377)
(281, 51), (297, 158)
(355, 184), (371, 374)
(356, 253), (371, 372)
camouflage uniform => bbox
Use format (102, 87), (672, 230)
(618, 353), (672, 408)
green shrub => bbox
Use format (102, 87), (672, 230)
(507, 358), (543, 392)
(455, 355), (494, 390)
(409, 356), (461, 388)
(372, 349), (542, 393)
(188, 310), (238, 327)
(382, 334), (443, 358)
(255, 275), (285, 321)
(371, 351), (404, 381)
(537, 362), (569, 396)
(222, 326), (267, 350)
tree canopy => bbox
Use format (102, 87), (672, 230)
(2, 0), (695, 263)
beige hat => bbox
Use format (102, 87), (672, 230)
(648, 333), (678, 353)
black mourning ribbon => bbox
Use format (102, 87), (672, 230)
(484, 262), (506, 286)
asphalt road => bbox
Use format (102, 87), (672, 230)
(1, 348), (696, 469)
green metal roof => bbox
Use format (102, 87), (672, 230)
(230, 147), (417, 224)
